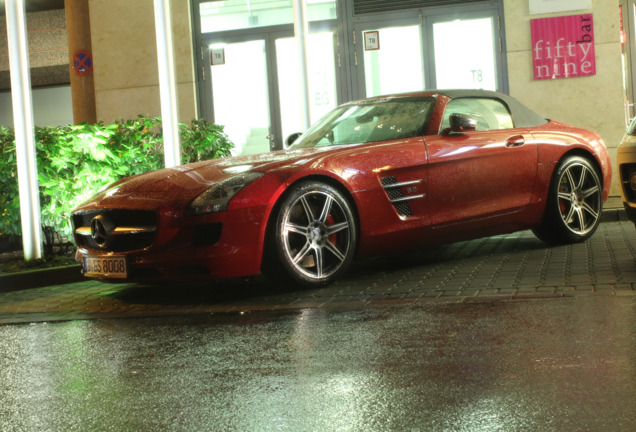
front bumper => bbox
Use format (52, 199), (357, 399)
(74, 204), (271, 283)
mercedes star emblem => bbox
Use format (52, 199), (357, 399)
(90, 215), (109, 247)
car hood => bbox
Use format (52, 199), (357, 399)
(74, 146), (347, 211)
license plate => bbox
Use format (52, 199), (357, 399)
(83, 256), (128, 279)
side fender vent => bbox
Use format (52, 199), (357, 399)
(381, 176), (413, 217)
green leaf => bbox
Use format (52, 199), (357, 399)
(0, 116), (234, 247)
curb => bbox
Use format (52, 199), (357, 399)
(601, 208), (628, 223)
(0, 265), (83, 292)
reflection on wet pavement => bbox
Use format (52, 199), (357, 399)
(1, 297), (635, 431)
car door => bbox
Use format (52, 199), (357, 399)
(425, 97), (538, 227)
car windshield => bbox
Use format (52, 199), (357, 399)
(628, 116), (636, 135)
(290, 97), (436, 149)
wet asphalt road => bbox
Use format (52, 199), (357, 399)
(2, 297), (636, 431)
(3, 220), (636, 430)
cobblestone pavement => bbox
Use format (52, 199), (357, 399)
(2, 221), (636, 325)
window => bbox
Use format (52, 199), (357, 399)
(199, 0), (337, 32)
(628, 115), (636, 135)
(432, 17), (497, 91)
(440, 98), (514, 132)
(292, 97), (435, 148)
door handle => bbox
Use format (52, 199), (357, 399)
(505, 135), (525, 148)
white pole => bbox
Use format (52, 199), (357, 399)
(293, 0), (311, 131)
(5, 0), (42, 260)
(153, 0), (181, 168)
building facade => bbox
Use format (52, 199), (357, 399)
(0, 0), (630, 196)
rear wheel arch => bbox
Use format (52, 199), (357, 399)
(557, 149), (604, 188)
(533, 151), (604, 244)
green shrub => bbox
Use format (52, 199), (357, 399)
(0, 117), (233, 253)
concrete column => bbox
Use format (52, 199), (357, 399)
(293, 0), (311, 131)
(65, 0), (97, 124)
(153, 0), (181, 168)
(5, 0), (43, 260)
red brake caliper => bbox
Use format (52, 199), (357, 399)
(559, 178), (569, 214)
(327, 214), (337, 246)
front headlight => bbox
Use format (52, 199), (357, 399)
(186, 172), (264, 215)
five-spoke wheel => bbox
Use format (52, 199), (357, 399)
(533, 155), (602, 243)
(264, 181), (357, 287)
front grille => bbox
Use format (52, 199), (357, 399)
(73, 209), (157, 252)
(620, 163), (636, 203)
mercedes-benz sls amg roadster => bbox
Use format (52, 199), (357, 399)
(72, 90), (611, 287)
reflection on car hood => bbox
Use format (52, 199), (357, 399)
(76, 147), (341, 210)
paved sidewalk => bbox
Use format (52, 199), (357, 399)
(1, 220), (636, 324)
(0, 197), (628, 291)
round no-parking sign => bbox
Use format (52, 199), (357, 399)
(73, 50), (93, 76)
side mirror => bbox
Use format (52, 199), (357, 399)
(286, 132), (302, 147)
(448, 113), (477, 133)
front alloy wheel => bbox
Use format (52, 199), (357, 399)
(265, 181), (357, 287)
(533, 155), (602, 243)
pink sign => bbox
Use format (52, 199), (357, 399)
(530, 14), (595, 80)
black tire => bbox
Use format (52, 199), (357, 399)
(263, 181), (358, 288)
(533, 155), (602, 244)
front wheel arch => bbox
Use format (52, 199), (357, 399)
(261, 176), (360, 287)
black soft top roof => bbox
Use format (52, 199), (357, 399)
(435, 89), (548, 128)
(362, 89), (549, 128)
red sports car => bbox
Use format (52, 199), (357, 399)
(72, 90), (611, 287)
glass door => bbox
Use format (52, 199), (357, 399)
(352, 8), (505, 98)
(209, 39), (272, 155)
(205, 28), (340, 155)
(428, 13), (502, 91)
(354, 19), (425, 98)
(275, 31), (338, 146)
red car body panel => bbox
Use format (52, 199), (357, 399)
(72, 91), (612, 283)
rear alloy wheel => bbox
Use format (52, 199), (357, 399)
(533, 156), (602, 243)
(265, 181), (357, 288)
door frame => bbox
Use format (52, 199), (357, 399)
(191, 0), (509, 137)
(201, 28), (285, 151)
(426, 8), (507, 94)
(621, 0), (636, 122)
(199, 21), (342, 151)
(352, 13), (426, 99)
(347, 0), (508, 100)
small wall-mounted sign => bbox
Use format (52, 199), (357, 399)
(73, 50), (93, 76)
(210, 48), (225, 66)
(364, 31), (380, 51)
(530, 14), (595, 80)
